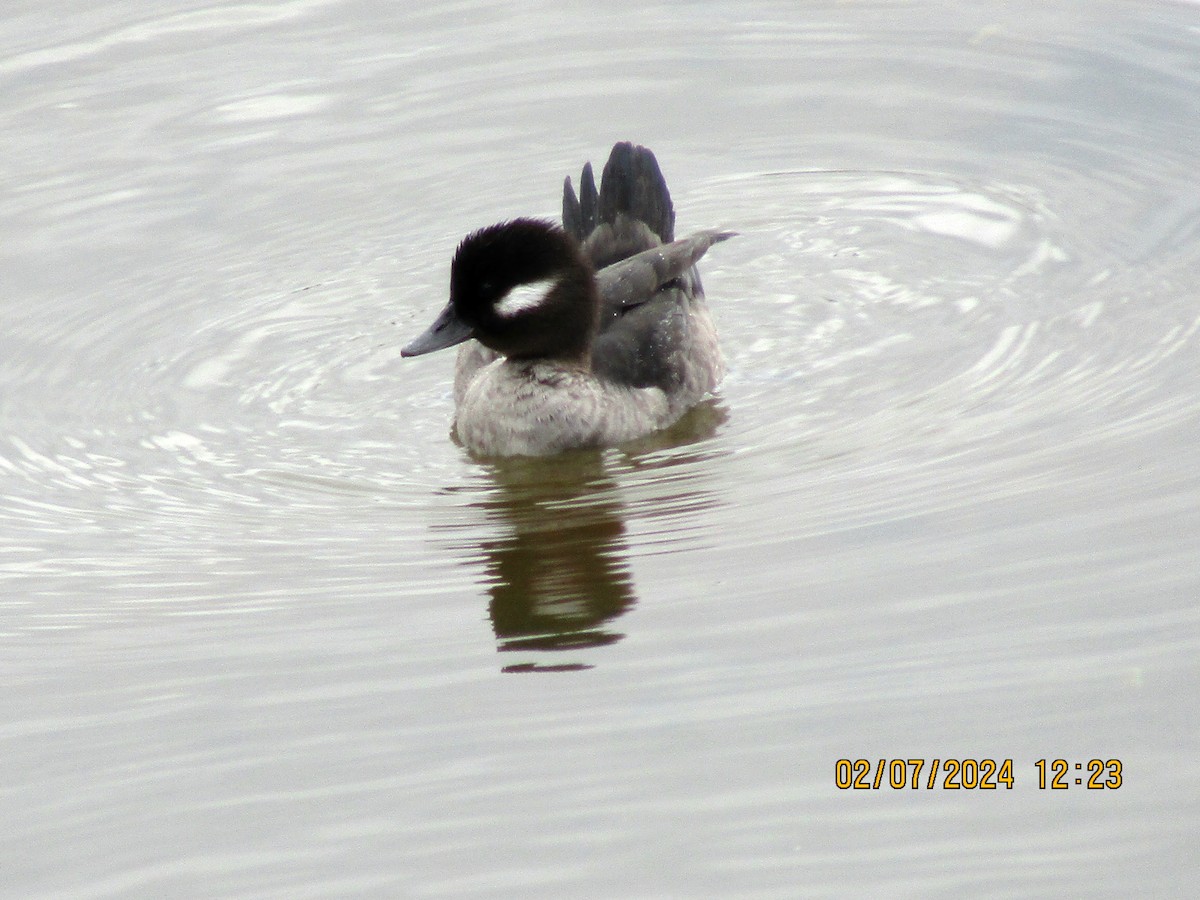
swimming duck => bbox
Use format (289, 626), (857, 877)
(402, 141), (732, 457)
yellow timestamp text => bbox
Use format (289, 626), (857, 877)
(1034, 758), (1123, 789)
(834, 758), (1124, 790)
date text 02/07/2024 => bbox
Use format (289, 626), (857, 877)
(834, 758), (1123, 790)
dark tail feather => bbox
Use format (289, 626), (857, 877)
(564, 143), (674, 246)
(597, 141), (674, 244)
(562, 162), (599, 243)
(580, 162), (598, 233)
(563, 178), (581, 241)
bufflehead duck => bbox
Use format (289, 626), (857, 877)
(402, 141), (733, 457)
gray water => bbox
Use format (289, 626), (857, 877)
(4, 1), (1199, 896)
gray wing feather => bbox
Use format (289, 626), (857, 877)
(596, 229), (736, 313)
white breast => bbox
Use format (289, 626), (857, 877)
(454, 361), (672, 456)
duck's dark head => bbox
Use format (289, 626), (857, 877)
(401, 218), (599, 363)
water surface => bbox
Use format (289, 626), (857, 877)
(3, 1), (1199, 896)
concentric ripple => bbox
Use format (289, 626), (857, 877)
(674, 159), (1200, 539)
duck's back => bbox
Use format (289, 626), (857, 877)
(564, 142), (725, 402)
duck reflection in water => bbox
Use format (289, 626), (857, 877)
(466, 402), (727, 672)
(475, 452), (631, 673)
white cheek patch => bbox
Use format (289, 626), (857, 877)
(493, 278), (556, 318)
